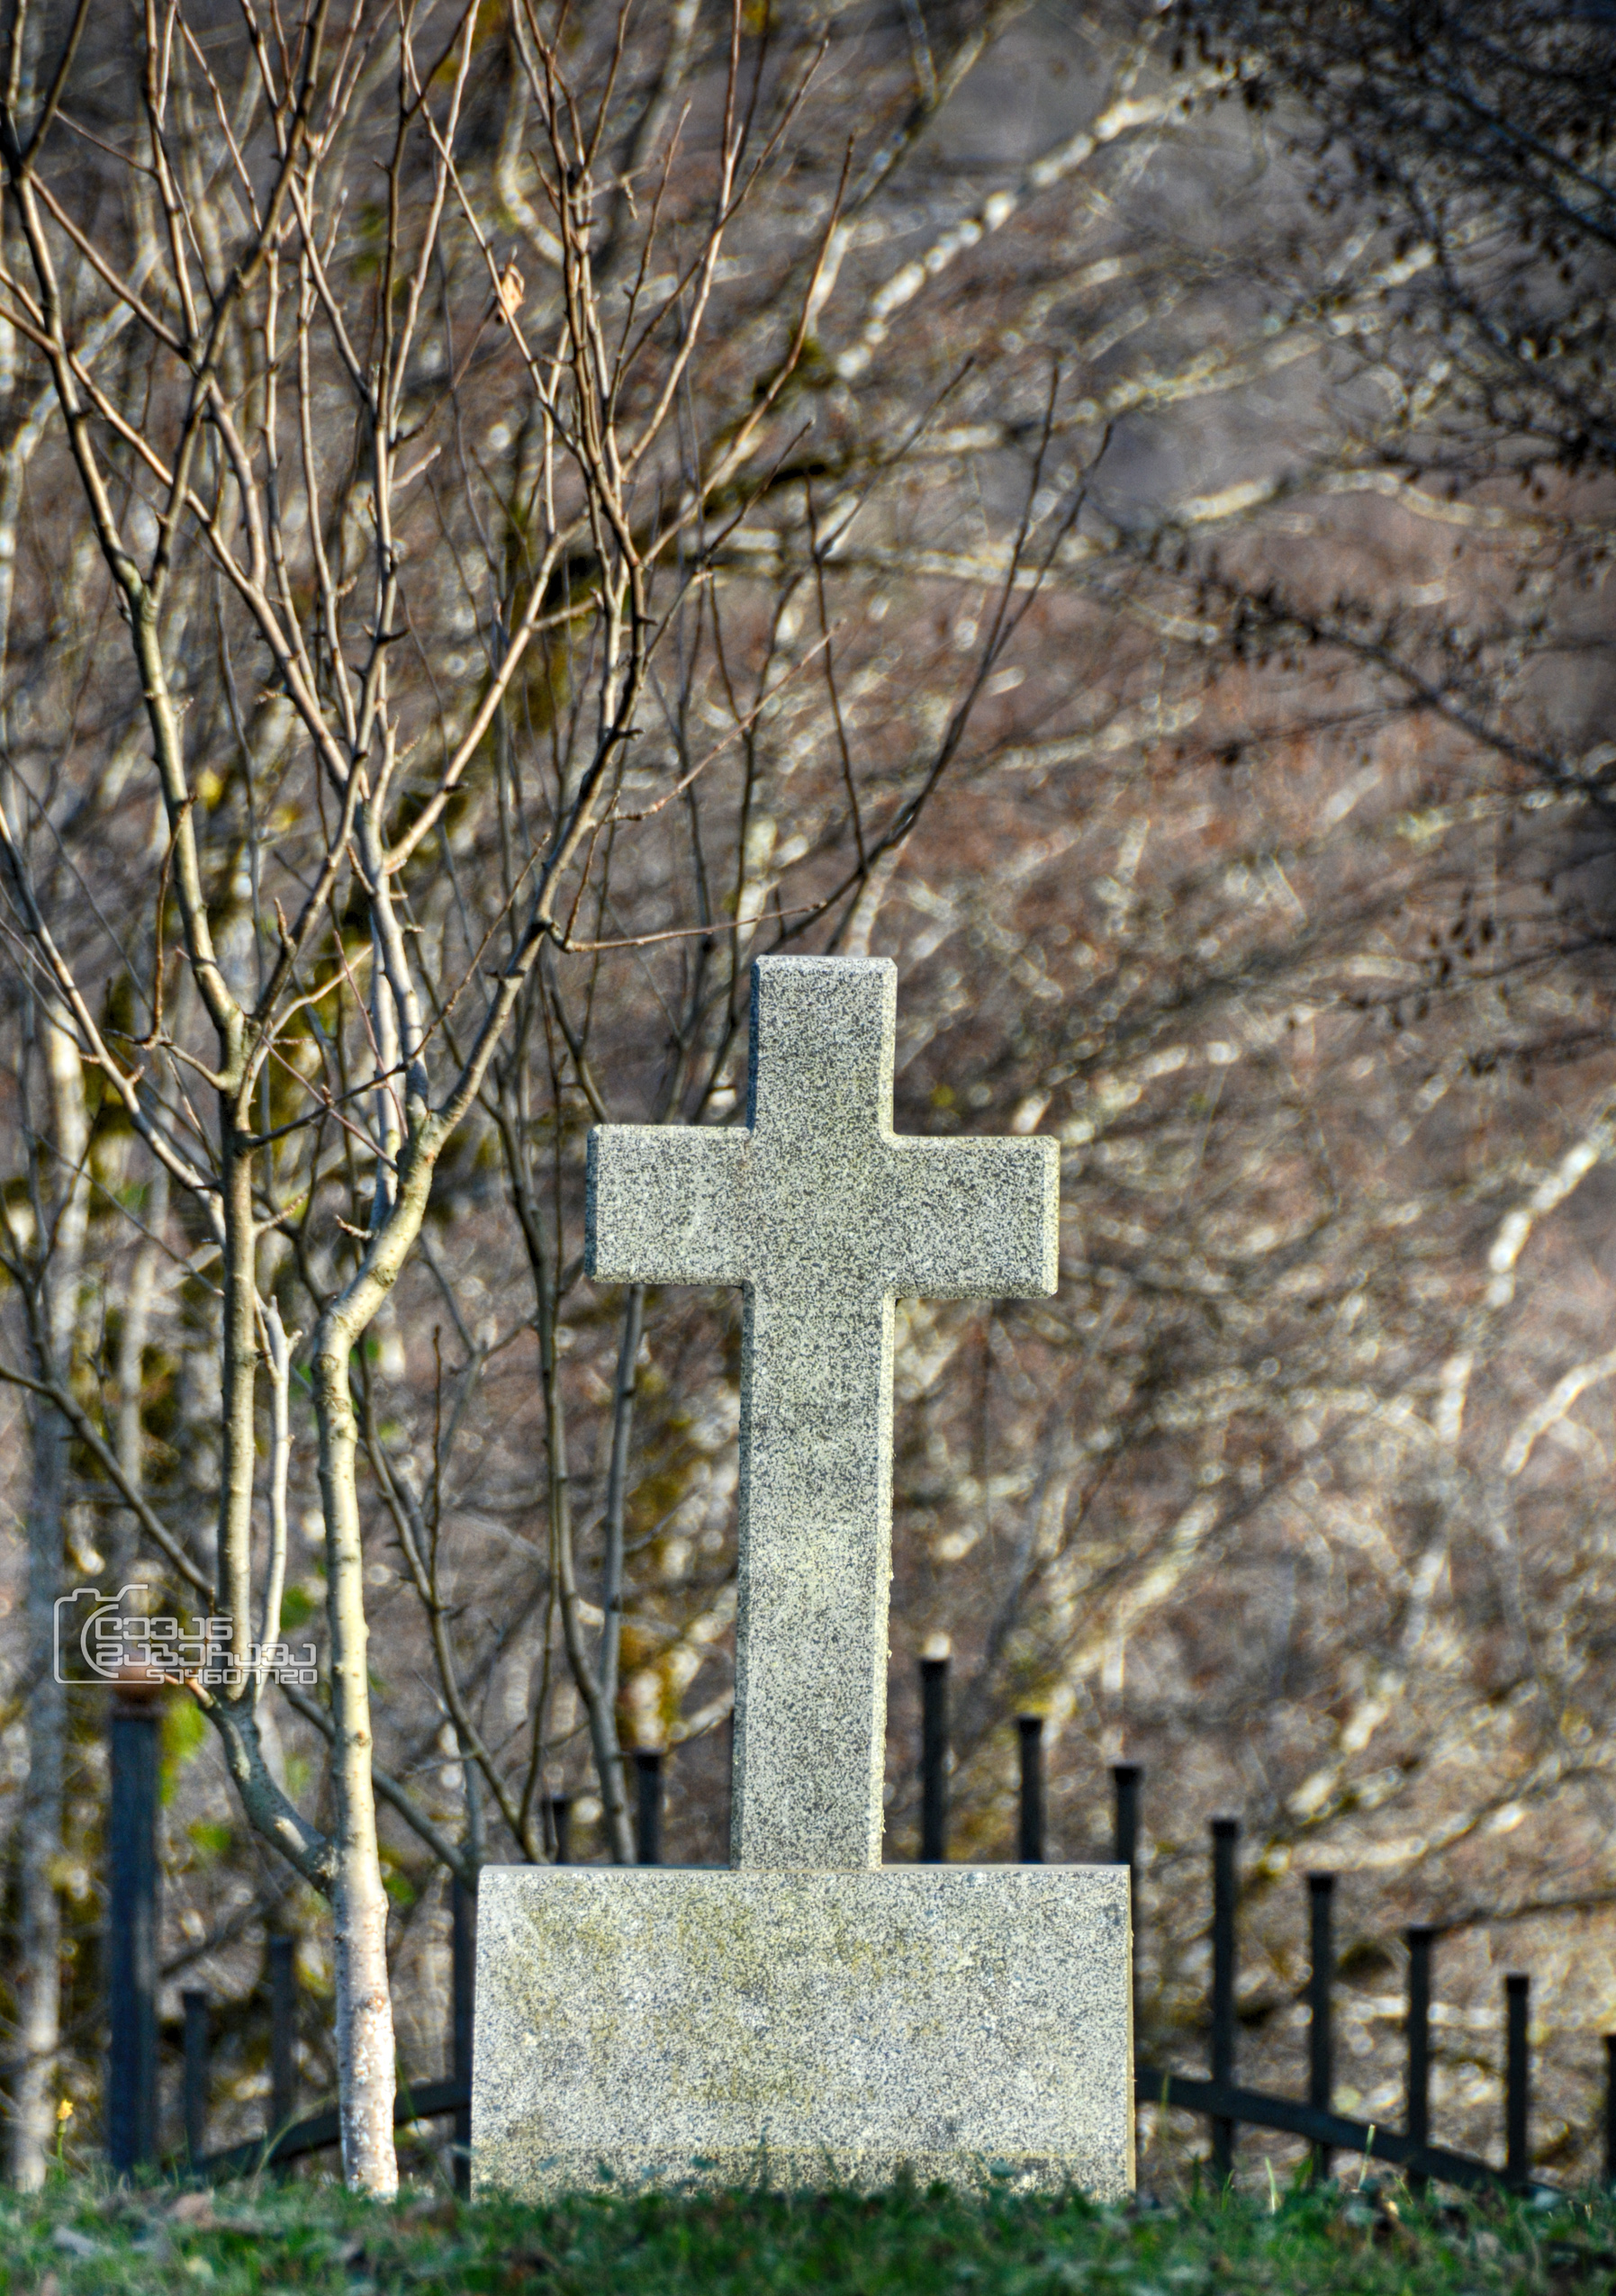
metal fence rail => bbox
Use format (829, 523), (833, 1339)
(1133, 2069), (1536, 2197)
(193, 2075), (471, 2182)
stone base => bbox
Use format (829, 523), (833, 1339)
(471, 1864), (1133, 2198)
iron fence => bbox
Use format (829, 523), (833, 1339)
(100, 1661), (1608, 2194)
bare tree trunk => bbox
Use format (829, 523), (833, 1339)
(10, 1011), (88, 2190)
(13, 1423), (67, 2192)
(312, 1323), (399, 2196)
(309, 1099), (457, 2189)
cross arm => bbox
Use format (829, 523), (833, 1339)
(885, 1134), (1059, 1300)
(585, 1124), (752, 1287)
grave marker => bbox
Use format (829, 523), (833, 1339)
(474, 957), (1133, 2195)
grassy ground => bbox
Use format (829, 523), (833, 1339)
(3, 2175), (1615, 2295)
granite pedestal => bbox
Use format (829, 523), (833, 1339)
(474, 1866), (1133, 2195)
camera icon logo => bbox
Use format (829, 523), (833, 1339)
(52, 1586), (316, 1689)
(53, 1586), (153, 1687)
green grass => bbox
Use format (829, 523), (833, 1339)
(3, 2174), (1612, 2294)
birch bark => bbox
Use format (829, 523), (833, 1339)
(313, 1321), (399, 2195)
(310, 1124), (456, 2188)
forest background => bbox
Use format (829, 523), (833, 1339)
(0, 0), (1611, 2198)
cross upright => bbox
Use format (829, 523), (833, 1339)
(586, 956), (1059, 1870)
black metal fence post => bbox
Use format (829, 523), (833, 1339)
(1210, 1816), (1240, 2183)
(920, 1654), (949, 1863)
(1505, 1973), (1530, 2191)
(452, 1876), (475, 2196)
(546, 1794), (573, 1865)
(1406, 1926), (1434, 2194)
(182, 1989), (209, 2168)
(268, 1934), (296, 2151)
(1606, 2035), (1616, 2187)
(1307, 1874), (1335, 2183)
(1113, 1762), (1141, 2016)
(725, 1708), (736, 1865)
(1016, 1715), (1045, 1863)
(635, 1750), (664, 1866)
(1112, 1764), (1140, 1875)
(107, 1684), (162, 2174)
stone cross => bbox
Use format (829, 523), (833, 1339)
(473, 956), (1133, 2201)
(586, 955), (1059, 1870)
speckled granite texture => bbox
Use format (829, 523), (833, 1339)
(471, 1865), (1133, 2198)
(586, 958), (1059, 1870)
(505, 959), (1114, 2202)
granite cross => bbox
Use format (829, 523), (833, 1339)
(472, 955), (1134, 2199)
(585, 955), (1059, 1869)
